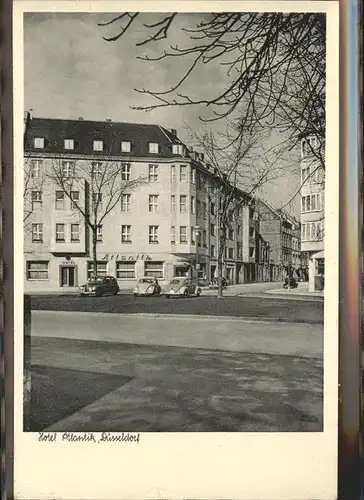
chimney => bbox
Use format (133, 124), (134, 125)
(78, 116), (84, 121)
(170, 128), (177, 136)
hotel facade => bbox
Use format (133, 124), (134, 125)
(23, 116), (274, 293)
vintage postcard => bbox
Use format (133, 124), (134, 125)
(13, 1), (339, 498)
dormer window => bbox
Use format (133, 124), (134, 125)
(64, 139), (74, 150)
(121, 141), (131, 153)
(93, 140), (103, 151)
(172, 144), (184, 156)
(34, 137), (44, 149)
(149, 142), (159, 154)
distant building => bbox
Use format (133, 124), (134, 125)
(299, 135), (325, 291)
(24, 115), (266, 292)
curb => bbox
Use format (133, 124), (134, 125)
(31, 310), (323, 326)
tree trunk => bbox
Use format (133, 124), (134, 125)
(92, 228), (98, 276)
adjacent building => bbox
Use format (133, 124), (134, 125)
(24, 115), (267, 292)
(299, 135), (325, 291)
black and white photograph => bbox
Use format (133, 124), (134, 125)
(13, 1), (339, 498)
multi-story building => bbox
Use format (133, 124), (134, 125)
(23, 115), (262, 292)
(256, 200), (301, 281)
(300, 135), (325, 291)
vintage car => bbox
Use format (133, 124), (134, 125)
(164, 277), (201, 298)
(79, 275), (120, 297)
(133, 277), (162, 297)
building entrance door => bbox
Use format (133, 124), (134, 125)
(60, 266), (76, 287)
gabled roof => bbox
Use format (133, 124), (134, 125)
(24, 117), (184, 158)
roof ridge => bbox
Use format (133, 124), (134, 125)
(31, 116), (164, 128)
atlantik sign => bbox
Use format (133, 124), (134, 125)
(101, 254), (152, 261)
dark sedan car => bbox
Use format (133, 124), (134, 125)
(79, 275), (120, 297)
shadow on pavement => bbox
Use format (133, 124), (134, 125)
(26, 365), (133, 431)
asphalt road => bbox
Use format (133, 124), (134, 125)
(30, 294), (324, 324)
(28, 336), (323, 432)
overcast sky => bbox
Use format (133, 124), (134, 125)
(24, 12), (301, 215)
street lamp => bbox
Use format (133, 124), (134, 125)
(193, 226), (201, 283)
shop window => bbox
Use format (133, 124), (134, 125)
(87, 261), (107, 278)
(116, 261), (136, 279)
(26, 261), (49, 280)
(144, 261), (164, 279)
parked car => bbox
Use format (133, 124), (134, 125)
(208, 277), (228, 289)
(133, 277), (161, 297)
(283, 277), (298, 289)
(79, 275), (119, 297)
(165, 277), (201, 298)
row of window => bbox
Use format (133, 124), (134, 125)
(301, 164), (323, 184)
(301, 136), (320, 159)
(32, 137), (185, 156)
(301, 193), (323, 212)
(30, 223), (240, 244)
(301, 221), (324, 241)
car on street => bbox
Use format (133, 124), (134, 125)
(164, 277), (201, 298)
(133, 277), (162, 297)
(79, 275), (119, 297)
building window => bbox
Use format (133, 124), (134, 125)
(171, 226), (176, 244)
(302, 194), (322, 212)
(64, 139), (74, 150)
(121, 225), (132, 243)
(121, 194), (131, 212)
(149, 143), (159, 154)
(180, 195), (187, 213)
(149, 225), (159, 244)
(91, 162), (103, 178)
(149, 164), (159, 182)
(202, 202), (207, 218)
(149, 194), (159, 212)
(92, 193), (102, 211)
(144, 261), (164, 279)
(121, 141), (131, 153)
(196, 200), (201, 216)
(191, 167), (196, 184)
(180, 165), (188, 182)
(32, 223), (43, 242)
(87, 261), (107, 278)
(228, 228), (234, 240)
(171, 195), (176, 212)
(56, 223), (65, 242)
(228, 247), (234, 259)
(171, 165), (176, 182)
(180, 226), (187, 244)
(121, 163), (131, 181)
(249, 247), (255, 258)
(249, 227), (255, 238)
(71, 224), (80, 242)
(191, 227), (196, 244)
(34, 137), (44, 149)
(96, 224), (103, 242)
(202, 229), (207, 246)
(27, 261), (48, 280)
(210, 202), (215, 216)
(30, 159), (41, 178)
(172, 144), (184, 155)
(93, 140), (103, 151)
(210, 223), (215, 236)
(210, 245), (215, 257)
(190, 196), (195, 214)
(61, 161), (74, 177)
(70, 191), (79, 210)
(31, 190), (42, 209)
(116, 261), (135, 279)
(55, 191), (65, 210)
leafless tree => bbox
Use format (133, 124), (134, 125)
(99, 12), (326, 166)
(190, 122), (286, 297)
(47, 157), (147, 276)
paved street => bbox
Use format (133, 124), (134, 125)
(27, 306), (323, 432)
(30, 293), (323, 324)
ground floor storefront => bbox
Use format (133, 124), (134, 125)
(24, 251), (284, 292)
